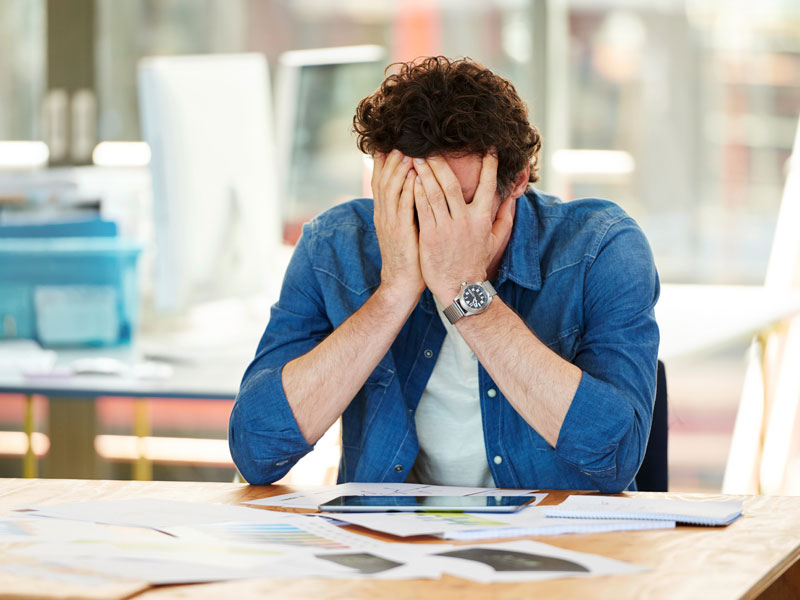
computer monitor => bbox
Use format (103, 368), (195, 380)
(137, 53), (280, 314)
(275, 45), (386, 244)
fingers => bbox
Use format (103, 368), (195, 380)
(492, 196), (516, 239)
(423, 156), (466, 218)
(399, 168), (416, 227)
(475, 152), (499, 214)
(371, 151), (386, 191)
(414, 158), (453, 224)
(413, 173), (435, 230)
(374, 150), (413, 217)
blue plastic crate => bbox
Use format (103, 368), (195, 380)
(0, 219), (118, 238)
(0, 237), (142, 347)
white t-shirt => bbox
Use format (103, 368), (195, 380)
(407, 298), (496, 487)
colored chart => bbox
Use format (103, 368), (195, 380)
(199, 522), (350, 550)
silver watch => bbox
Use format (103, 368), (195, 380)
(442, 281), (497, 324)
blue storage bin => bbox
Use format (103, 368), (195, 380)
(0, 237), (142, 347)
(0, 219), (118, 238)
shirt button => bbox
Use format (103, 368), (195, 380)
(487, 388), (497, 398)
(493, 455), (503, 465)
(424, 349), (433, 358)
(394, 464), (404, 472)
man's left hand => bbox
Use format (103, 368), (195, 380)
(413, 153), (514, 304)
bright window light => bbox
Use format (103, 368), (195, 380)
(0, 141), (49, 169)
(94, 434), (232, 466)
(92, 141), (151, 167)
(552, 149), (635, 176)
(0, 432), (50, 457)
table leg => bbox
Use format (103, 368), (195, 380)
(23, 394), (37, 478)
(133, 398), (152, 481)
(47, 397), (98, 478)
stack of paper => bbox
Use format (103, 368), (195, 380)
(543, 495), (743, 526)
(4, 495), (647, 585)
(320, 506), (675, 540)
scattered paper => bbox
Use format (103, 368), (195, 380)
(417, 540), (645, 583)
(16, 498), (283, 532)
(245, 483), (541, 510)
(0, 517), (147, 543)
(321, 505), (673, 539)
(165, 512), (393, 552)
(442, 516), (675, 540)
(11, 514), (449, 584)
(544, 495), (743, 526)
(12, 537), (301, 571)
(431, 541), (646, 583)
(4, 494), (651, 586)
(0, 560), (139, 588)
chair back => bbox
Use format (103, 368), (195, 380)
(635, 360), (668, 492)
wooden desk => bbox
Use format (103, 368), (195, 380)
(1, 479), (799, 599)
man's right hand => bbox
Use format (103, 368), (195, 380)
(372, 150), (425, 305)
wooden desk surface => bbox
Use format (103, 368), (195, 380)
(1, 479), (799, 600)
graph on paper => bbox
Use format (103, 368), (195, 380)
(190, 522), (351, 550)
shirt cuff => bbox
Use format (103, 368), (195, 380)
(555, 370), (635, 481)
(229, 365), (314, 484)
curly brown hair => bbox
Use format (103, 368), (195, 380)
(353, 56), (541, 199)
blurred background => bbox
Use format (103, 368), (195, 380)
(0, 0), (798, 494)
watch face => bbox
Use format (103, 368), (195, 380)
(462, 284), (489, 311)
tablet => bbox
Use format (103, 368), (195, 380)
(318, 495), (537, 513)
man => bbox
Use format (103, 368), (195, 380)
(229, 57), (659, 493)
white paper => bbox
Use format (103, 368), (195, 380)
(544, 495), (743, 525)
(14, 513), (450, 584)
(322, 505), (674, 539)
(419, 540), (646, 583)
(165, 512), (395, 553)
(165, 513), (452, 581)
(16, 498), (284, 532)
(441, 517), (675, 540)
(26, 554), (308, 585)
(12, 537), (301, 571)
(10, 527), (338, 585)
(0, 517), (150, 543)
(0, 561), (144, 589)
(245, 483), (541, 510)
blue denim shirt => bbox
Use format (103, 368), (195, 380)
(229, 189), (660, 492)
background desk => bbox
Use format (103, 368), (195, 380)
(3, 283), (800, 481)
(0, 337), (252, 480)
(1, 479), (799, 600)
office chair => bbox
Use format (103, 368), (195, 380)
(635, 360), (668, 492)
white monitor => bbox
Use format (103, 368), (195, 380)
(137, 53), (280, 314)
(275, 45), (386, 243)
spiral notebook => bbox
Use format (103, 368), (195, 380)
(439, 517), (675, 540)
(543, 495), (743, 526)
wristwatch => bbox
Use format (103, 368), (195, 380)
(442, 281), (497, 324)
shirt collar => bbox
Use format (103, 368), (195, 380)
(495, 189), (542, 291)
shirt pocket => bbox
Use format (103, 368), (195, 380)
(543, 326), (580, 361)
(312, 226), (381, 296)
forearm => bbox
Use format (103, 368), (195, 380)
(455, 297), (581, 447)
(282, 284), (417, 445)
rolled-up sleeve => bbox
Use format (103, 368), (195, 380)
(555, 216), (660, 493)
(228, 224), (331, 484)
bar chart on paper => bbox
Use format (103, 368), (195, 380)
(194, 522), (351, 550)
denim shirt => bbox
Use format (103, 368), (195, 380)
(229, 189), (660, 493)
